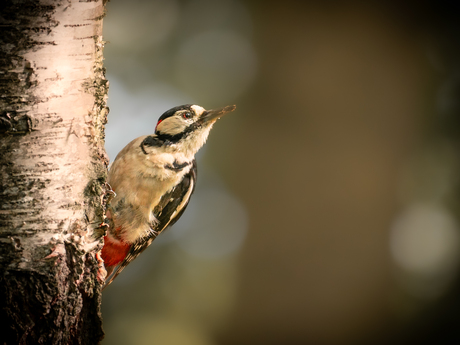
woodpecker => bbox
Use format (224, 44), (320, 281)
(101, 104), (236, 288)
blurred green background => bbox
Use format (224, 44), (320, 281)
(101, 1), (460, 344)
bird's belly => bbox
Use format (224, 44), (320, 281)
(109, 170), (185, 244)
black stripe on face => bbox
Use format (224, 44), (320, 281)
(155, 122), (201, 144)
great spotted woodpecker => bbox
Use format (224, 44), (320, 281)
(101, 104), (236, 288)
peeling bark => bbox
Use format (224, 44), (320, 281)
(0, 0), (109, 344)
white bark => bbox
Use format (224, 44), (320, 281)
(0, 0), (108, 343)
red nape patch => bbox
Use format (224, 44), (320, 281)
(101, 235), (131, 267)
(155, 119), (163, 132)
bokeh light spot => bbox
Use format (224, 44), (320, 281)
(390, 203), (460, 297)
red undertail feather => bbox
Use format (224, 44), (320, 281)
(101, 235), (131, 267)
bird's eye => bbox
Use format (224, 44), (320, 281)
(182, 112), (192, 119)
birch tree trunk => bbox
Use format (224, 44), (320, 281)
(0, 0), (108, 343)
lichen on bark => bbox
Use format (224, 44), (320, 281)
(0, 0), (109, 343)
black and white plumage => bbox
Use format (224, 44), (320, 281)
(101, 104), (235, 288)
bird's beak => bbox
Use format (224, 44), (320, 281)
(199, 105), (236, 125)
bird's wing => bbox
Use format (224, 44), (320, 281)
(103, 160), (197, 289)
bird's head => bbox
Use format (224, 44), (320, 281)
(154, 104), (236, 155)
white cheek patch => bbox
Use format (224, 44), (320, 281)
(191, 105), (206, 116)
(156, 116), (187, 135)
